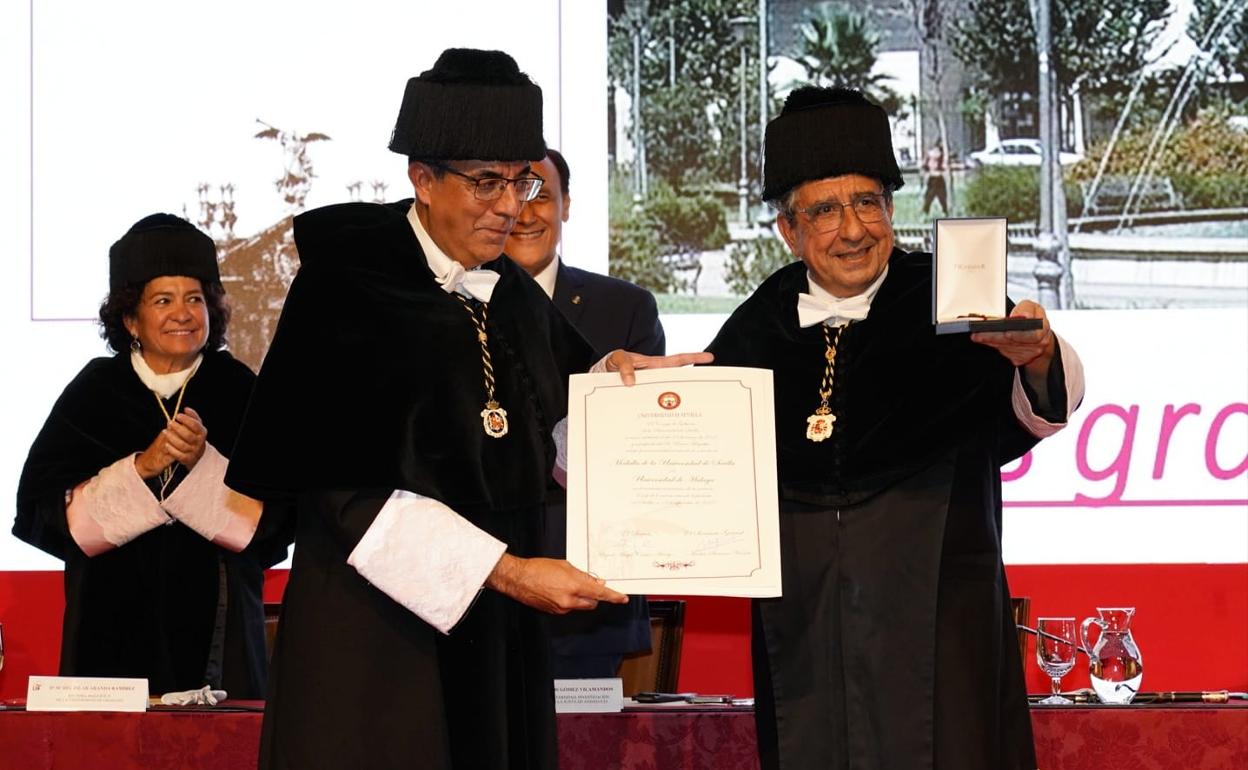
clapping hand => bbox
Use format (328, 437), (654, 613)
(135, 407), (208, 479)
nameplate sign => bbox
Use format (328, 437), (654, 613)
(554, 678), (624, 713)
(26, 676), (148, 712)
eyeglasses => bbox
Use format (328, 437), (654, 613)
(435, 165), (545, 203)
(792, 193), (889, 233)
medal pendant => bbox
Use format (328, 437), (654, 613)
(481, 402), (509, 438)
(806, 410), (835, 442)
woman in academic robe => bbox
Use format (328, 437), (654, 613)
(14, 213), (292, 698)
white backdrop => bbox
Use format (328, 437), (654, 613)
(1, 0), (608, 568)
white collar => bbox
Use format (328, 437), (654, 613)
(533, 254), (560, 299)
(406, 202), (499, 302)
(407, 202), (459, 282)
(130, 351), (203, 399)
(805, 264), (890, 306)
(798, 265), (890, 328)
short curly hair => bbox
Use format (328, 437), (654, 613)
(98, 279), (231, 355)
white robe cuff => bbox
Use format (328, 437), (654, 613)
(162, 443), (262, 551)
(589, 354), (612, 374)
(346, 490), (507, 634)
(1012, 333), (1085, 438)
(73, 455), (171, 548)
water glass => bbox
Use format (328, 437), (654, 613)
(1035, 617), (1077, 704)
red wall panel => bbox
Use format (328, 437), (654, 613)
(2, 564), (1244, 702)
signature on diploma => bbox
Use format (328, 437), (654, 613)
(653, 559), (696, 571)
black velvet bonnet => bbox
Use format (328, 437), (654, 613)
(388, 48), (545, 162)
(762, 87), (904, 202)
(108, 213), (219, 293)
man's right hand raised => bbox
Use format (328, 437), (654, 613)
(485, 553), (627, 614)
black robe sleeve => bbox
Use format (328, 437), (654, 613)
(15, 359), (123, 559)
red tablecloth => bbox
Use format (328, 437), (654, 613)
(1, 702), (1244, 769)
(1029, 704), (1248, 770)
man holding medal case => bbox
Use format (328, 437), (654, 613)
(704, 87), (1085, 769)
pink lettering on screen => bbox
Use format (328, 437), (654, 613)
(1074, 404), (1139, 505)
(1153, 403), (1201, 479)
(1001, 452), (1032, 482)
(999, 400), (1247, 508)
(1206, 403), (1248, 480)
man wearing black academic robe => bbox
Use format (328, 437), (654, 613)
(707, 252), (1074, 770)
(226, 200), (597, 770)
(16, 350), (289, 697)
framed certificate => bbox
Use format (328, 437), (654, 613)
(932, 217), (1044, 335)
(566, 366), (781, 597)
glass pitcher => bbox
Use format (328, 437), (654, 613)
(1080, 607), (1143, 705)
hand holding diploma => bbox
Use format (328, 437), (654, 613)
(487, 553), (627, 614)
(599, 349), (716, 385)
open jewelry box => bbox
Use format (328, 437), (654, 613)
(932, 216), (1044, 335)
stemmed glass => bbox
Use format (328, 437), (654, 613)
(1035, 617), (1077, 704)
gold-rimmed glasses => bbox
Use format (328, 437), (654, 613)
(435, 165), (544, 203)
(792, 193), (889, 233)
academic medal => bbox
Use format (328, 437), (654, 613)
(481, 401), (509, 438)
(806, 409), (835, 442)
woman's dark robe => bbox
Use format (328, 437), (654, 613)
(15, 349), (291, 698)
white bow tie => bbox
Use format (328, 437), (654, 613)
(796, 292), (871, 328)
(438, 262), (499, 303)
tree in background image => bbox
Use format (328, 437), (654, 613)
(1189, 0), (1248, 85)
(895, 0), (955, 210)
(952, 0), (1172, 138)
(608, 0), (765, 191)
(786, 2), (900, 113)
(607, 0), (764, 293)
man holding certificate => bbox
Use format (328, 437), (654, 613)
(705, 87), (1085, 770)
(226, 49), (706, 770)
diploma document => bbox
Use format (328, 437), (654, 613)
(566, 366), (781, 597)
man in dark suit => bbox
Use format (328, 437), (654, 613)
(508, 149), (665, 358)
(507, 148), (664, 678)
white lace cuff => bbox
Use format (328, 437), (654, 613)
(346, 490), (507, 634)
(77, 455), (171, 547)
(1012, 333), (1085, 438)
(162, 443), (262, 551)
